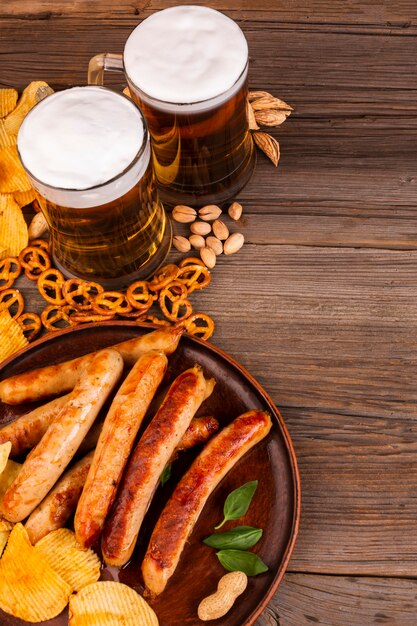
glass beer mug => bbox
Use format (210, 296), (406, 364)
(88, 5), (256, 207)
(17, 86), (171, 286)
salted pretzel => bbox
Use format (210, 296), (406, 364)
(159, 283), (193, 322)
(0, 289), (24, 319)
(16, 312), (42, 342)
(62, 278), (103, 311)
(183, 312), (215, 341)
(92, 291), (133, 316)
(148, 264), (179, 292)
(126, 280), (155, 312)
(0, 257), (21, 291)
(41, 304), (76, 331)
(177, 263), (211, 293)
(19, 245), (51, 280)
(37, 269), (66, 305)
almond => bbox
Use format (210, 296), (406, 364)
(189, 234), (205, 250)
(246, 101), (259, 130)
(254, 110), (288, 127)
(172, 205), (197, 223)
(228, 202), (243, 221)
(198, 205), (222, 221)
(190, 221), (212, 236)
(251, 96), (293, 112)
(252, 132), (280, 167)
(172, 235), (191, 253)
(206, 236), (223, 256)
(200, 246), (216, 268)
(224, 233), (244, 255)
(212, 219), (229, 241)
(248, 91), (272, 102)
(28, 212), (49, 239)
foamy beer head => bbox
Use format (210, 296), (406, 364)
(17, 86), (169, 284)
(124, 5), (249, 109)
(18, 86), (150, 208)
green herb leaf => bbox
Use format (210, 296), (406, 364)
(215, 480), (258, 529)
(160, 463), (172, 486)
(217, 550), (269, 576)
(204, 526), (263, 550)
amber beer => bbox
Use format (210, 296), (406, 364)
(17, 86), (170, 285)
(89, 6), (255, 207)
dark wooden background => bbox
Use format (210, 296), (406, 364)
(1, 1), (417, 623)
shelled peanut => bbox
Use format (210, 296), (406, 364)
(171, 202), (245, 268)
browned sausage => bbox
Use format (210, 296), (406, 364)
(0, 325), (183, 405)
(74, 352), (168, 549)
(101, 366), (215, 567)
(1, 348), (123, 522)
(142, 410), (272, 596)
(176, 416), (219, 451)
(25, 451), (94, 544)
(0, 394), (70, 457)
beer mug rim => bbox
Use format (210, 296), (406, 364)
(17, 85), (150, 195)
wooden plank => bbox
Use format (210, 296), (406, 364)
(1, 0), (416, 31)
(255, 573), (417, 625)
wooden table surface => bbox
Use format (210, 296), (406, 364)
(1, 1), (417, 624)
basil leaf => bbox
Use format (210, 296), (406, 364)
(204, 526), (263, 550)
(160, 463), (172, 486)
(217, 550), (269, 576)
(215, 480), (258, 529)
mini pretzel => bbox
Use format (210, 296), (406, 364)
(139, 314), (171, 327)
(178, 257), (205, 268)
(69, 311), (115, 324)
(92, 291), (133, 316)
(184, 312), (215, 341)
(177, 263), (211, 292)
(0, 257), (21, 291)
(19, 245), (51, 280)
(126, 280), (155, 312)
(41, 304), (75, 331)
(62, 279), (103, 311)
(37, 269), (66, 305)
(0, 289), (24, 319)
(148, 264), (179, 292)
(16, 312), (42, 342)
(159, 286), (193, 322)
(29, 238), (50, 253)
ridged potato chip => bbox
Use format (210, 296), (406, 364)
(0, 309), (28, 364)
(4, 81), (53, 136)
(0, 145), (32, 193)
(35, 528), (101, 592)
(0, 523), (71, 622)
(14, 188), (37, 208)
(0, 442), (11, 474)
(0, 519), (13, 557)
(0, 459), (22, 502)
(0, 194), (28, 258)
(0, 89), (18, 118)
(0, 120), (15, 149)
(69, 581), (159, 626)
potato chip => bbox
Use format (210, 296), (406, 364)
(0, 194), (28, 258)
(0, 519), (13, 557)
(0, 89), (18, 118)
(4, 81), (53, 136)
(0, 309), (28, 363)
(0, 523), (71, 621)
(69, 581), (159, 626)
(35, 528), (101, 592)
(0, 120), (15, 149)
(0, 442), (11, 474)
(0, 145), (32, 193)
(14, 188), (37, 208)
(0, 459), (21, 502)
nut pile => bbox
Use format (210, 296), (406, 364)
(0, 242), (215, 344)
(247, 91), (293, 167)
(172, 202), (245, 269)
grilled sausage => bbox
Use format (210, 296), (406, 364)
(0, 325), (183, 405)
(25, 451), (94, 544)
(142, 410), (272, 596)
(74, 352), (168, 549)
(0, 394), (70, 457)
(1, 348), (123, 522)
(101, 366), (215, 567)
(176, 416), (219, 451)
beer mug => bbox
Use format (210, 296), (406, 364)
(17, 86), (171, 286)
(88, 5), (256, 207)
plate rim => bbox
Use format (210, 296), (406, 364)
(0, 321), (301, 626)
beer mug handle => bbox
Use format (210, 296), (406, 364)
(88, 53), (124, 85)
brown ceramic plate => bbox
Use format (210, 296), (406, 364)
(0, 322), (300, 626)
